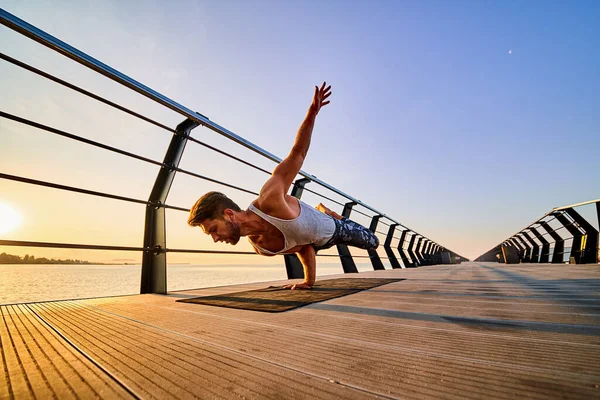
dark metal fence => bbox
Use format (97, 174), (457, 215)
(475, 199), (600, 264)
(0, 8), (465, 294)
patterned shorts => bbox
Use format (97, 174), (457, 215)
(313, 217), (380, 252)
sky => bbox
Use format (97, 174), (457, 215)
(0, 0), (599, 265)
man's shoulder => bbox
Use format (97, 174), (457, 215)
(254, 190), (290, 213)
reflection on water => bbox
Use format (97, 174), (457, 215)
(0, 263), (371, 304)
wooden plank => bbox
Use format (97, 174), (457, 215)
(0, 308), (12, 399)
(1, 305), (39, 399)
(15, 304), (133, 399)
(6, 304), (77, 399)
(30, 300), (381, 399)
(0, 304), (133, 400)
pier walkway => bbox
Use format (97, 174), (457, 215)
(2, 262), (599, 399)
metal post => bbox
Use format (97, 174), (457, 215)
(421, 240), (431, 265)
(397, 230), (413, 267)
(336, 201), (359, 273)
(429, 242), (438, 261)
(597, 201), (600, 262)
(367, 215), (385, 270)
(497, 245), (506, 263)
(283, 178), (312, 279)
(554, 211), (585, 263)
(529, 227), (550, 263)
(407, 233), (420, 266)
(415, 237), (424, 263)
(540, 221), (564, 264)
(564, 208), (599, 264)
(521, 231), (539, 263)
(565, 208), (598, 264)
(431, 244), (441, 262)
(429, 244), (439, 264)
(514, 235), (531, 262)
(509, 238), (525, 263)
(429, 242), (438, 263)
(425, 241), (433, 255)
(141, 118), (199, 294)
(597, 201), (600, 235)
(419, 240), (428, 265)
(501, 242), (519, 264)
(384, 224), (402, 269)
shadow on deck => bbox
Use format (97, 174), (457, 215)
(2, 262), (599, 399)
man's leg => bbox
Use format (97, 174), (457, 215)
(316, 203), (379, 250)
(335, 218), (380, 250)
(316, 203), (343, 220)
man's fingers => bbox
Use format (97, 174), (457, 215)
(312, 83), (331, 112)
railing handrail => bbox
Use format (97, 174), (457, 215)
(553, 198), (600, 212)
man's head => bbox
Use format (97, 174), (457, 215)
(188, 192), (242, 245)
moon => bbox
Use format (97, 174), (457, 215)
(508, 49), (512, 55)
(0, 202), (23, 235)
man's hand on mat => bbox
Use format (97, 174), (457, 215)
(310, 82), (332, 115)
(283, 282), (313, 290)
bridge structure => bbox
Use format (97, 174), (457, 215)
(1, 8), (598, 400)
(475, 199), (600, 265)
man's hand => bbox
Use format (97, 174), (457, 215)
(310, 82), (332, 115)
(283, 281), (313, 290)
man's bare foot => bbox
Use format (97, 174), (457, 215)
(316, 203), (343, 220)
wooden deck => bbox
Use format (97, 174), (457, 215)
(1, 262), (599, 399)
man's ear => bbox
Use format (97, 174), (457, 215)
(223, 208), (234, 221)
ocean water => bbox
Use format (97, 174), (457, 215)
(0, 263), (367, 305)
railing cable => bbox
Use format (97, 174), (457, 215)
(0, 172), (188, 212)
(0, 111), (259, 196)
(0, 52), (176, 133)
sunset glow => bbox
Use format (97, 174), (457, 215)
(0, 202), (23, 235)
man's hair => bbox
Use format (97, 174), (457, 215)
(187, 192), (241, 226)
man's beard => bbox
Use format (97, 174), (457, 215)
(225, 220), (241, 245)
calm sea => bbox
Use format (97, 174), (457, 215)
(0, 263), (375, 305)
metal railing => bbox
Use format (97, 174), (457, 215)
(475, 199), (600, 264)
(0, 8), (464, 294)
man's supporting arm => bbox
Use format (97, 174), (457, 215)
(283, 245), (316, 290)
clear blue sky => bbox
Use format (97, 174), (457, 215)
(1, 0), (598, 261)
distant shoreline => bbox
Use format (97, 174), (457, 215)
(0, 262), (133, 266)
(0, 251), (146, 265)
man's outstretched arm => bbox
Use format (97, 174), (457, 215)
(283, 245), (316, 290)
(263, 83), (332, 195)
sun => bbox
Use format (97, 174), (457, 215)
(0, 202), (23, 235)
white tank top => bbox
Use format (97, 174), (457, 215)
(247, 198), (336, 255)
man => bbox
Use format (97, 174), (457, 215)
(188, 82), (379, 289)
